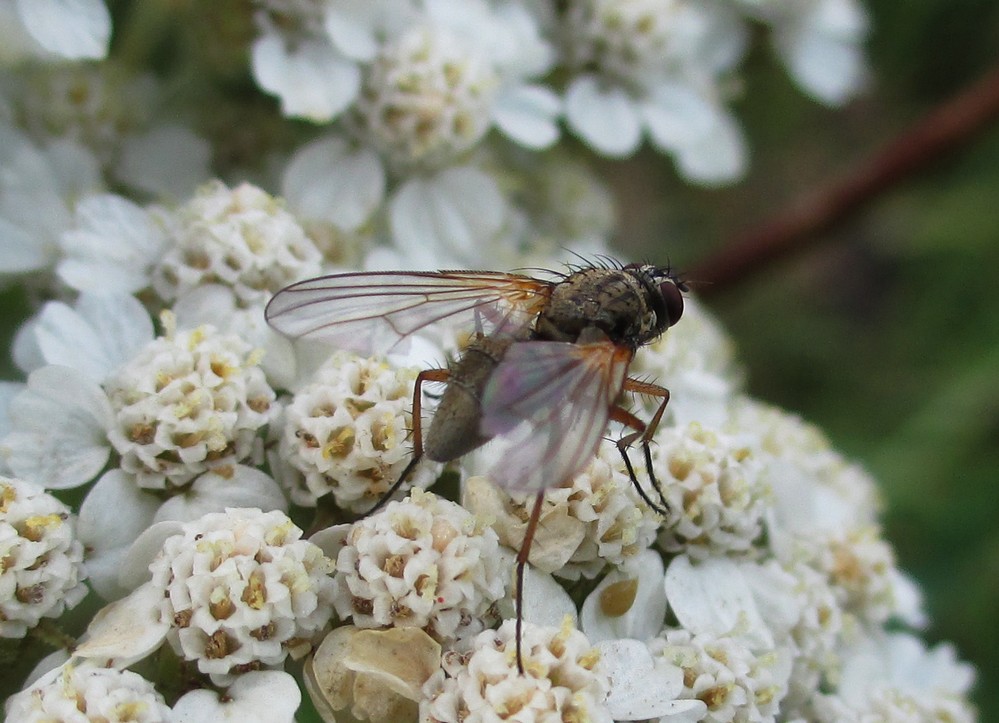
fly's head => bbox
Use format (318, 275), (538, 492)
(623, 263), (686, 345)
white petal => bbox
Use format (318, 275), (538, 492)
(597, 639), (698, 721)
(581, 549), (665, 644)
(322, 0), (382, 61)
(118, 520), (184, 593)
(564, 76), (642, 157)
(115, 125), (212, 200)
(78, 470), (160, 600)
(641, 84), (716, 150)
(281, 135), (385, 231)
(672, 110), (747, 186)
(520, 563), (577, 628)
(251, 34), (360, 122)
(2, 365), (112, 489)
(34, 294), (153, 381)
(391, 166), (505, 261)
(776, 29), (867, 105)
(664, 555), (774, 648)
(493, 84), (561, 149)
(16, 0), (110, 60)
(57, 194), (167, 294)
(75, 581), (170, 665)
(155, 466), (288, 522)
(0, 216), (48, 273)
(173, 671), (301, 723)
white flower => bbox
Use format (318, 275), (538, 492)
(152, 181), (323, 307)
(274, 351), (438, 512)
(57, 194), (171, 296)
(464, 443), (663, 579)
(79, 465), (288, 600)
(148, 508), (336, 685)
(0, 365), (114, 490)
(0, 0), (111, 63)
(597, 638), (707, 721)
(354, 24), (499, 171)
(0, 477), (88, 638)
(420, 618), (612, 723)
(653, 422), (769, 560)
(332, 488), (505, 643)
(172, 670), (301, 723)
(651, 627), (793, 722)
(560, 0), (749, 184)
(741, 0), (870, 105)
(581, 548), (667, 644)
(4, 662), (171, 723)
(13, 293), (155, 380)
(104, 317), (276, 490)
(812, 631), (976, 722)
(250, 0), (410, 122)
(0, 127), (102, 283)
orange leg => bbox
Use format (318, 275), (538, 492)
(363, 367), (450, 516)
(609, 378), (671, 516)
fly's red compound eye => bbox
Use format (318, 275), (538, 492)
(660, 281), (684, 327)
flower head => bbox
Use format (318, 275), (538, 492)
(4, 662), (171, 723)
(148, 507), (336, 684)
(104, 316), (275, 490)
(152, 181), (323, 306)
(0, 477), (88, 638)
(332, 488), (505, 644)
(420, 618), (612, 723)
(275, 351), (437, 512)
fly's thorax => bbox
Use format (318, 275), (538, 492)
(534, 268), (660, 346)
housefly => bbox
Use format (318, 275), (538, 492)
(265, 261), (686, 671)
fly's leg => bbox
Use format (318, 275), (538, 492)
(363, 367), (450, 516)
(610, 378), (671, 517)
(515, 490), (546, 675)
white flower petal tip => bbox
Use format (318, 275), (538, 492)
(581, 549), (666, 644)
(565, 76), (642, 157)
(173, 671), (301, 723)
(597, 639), (701, 721)
(75, 582), (170, 667)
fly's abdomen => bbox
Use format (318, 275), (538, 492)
(424, 336), (512, 462)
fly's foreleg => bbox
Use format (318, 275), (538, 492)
(363, 367), (450, 516)
(610, 379), (671, 517)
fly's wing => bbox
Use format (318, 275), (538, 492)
(265, 271), (552, 355)
(479, 340), (633, 492)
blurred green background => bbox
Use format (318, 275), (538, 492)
(1, 0), (996, 715)
(615, 0), (999, 714)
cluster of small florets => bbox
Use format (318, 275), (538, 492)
(4, 663), (172, 723)
(147, 508), (335, 684)
(152, 181), (323, 305)
(104, 318), (275, 489)
(0, 477), (88, 638)
(354, 26), (498, 171)
(653, 422), (769, 559)
(332, 488), (505, 644)
(420, 618), (611, 723)
(465, 444), (663, 580)
(276, 352), (438, 512)
(652, 627), (792, 723)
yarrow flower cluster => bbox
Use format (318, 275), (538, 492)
(0, 1), (981, 721)
(148, 508), (336, 684)
(275, 352), (436, 512)
(0, 477), (87, 638)
(105, 318), (276, 489)
(332, 488), (505, 644)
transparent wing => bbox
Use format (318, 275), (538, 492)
(479, 340), (633, 492)
(265, 271), (552, 355)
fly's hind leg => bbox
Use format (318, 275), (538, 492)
(363, 367), (450, 516)
(610, 378), (671, 517)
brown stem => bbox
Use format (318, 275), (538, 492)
(690, 62), (999, 295)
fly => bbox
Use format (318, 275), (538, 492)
(265, 261), (686, 672)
